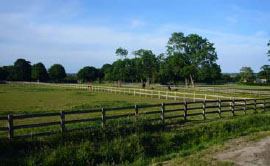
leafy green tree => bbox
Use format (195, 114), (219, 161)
(239, 67), (255, 83)
(198, 63), (221, 83)
(167, 32), (219, 87)
(14, 59), (32, 81)
(111, 60), (127, 87)
(101, 64), (113, 81)
(258, 65), (270, 82)
(77, 66), (98, 83)
(133, 49), (157, 85)
(48, 64), (66, 82)
(115, 47), (128, 59)
(0, 67), (8, 81)
(31, 63), (49, 82)
(2, 66), (16, 81)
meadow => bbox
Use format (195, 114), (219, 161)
(0, 83), (270, 166)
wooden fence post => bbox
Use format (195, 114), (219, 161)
(161, 103), (165, 124)
(218, 99), (221, 118)
(8, 114), (14, 140)
(263, 99), (266, 112)
(60, 111), (66, 133)
(254, 99), (257, 113)
(231, 99), (235, 116)
(135, 105), (138, 116)
(202, 101), (206, 120)
(101, 108), (106, 127)
(184, 101), (187, 120)
(244, 99), (247, 115)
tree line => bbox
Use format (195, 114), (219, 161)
(0, 32), (269, 85)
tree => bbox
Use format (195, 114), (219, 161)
(31, 63), (49, 82)
(77, 66), (98, 83)
(48, 64), (66, 82)
(166, 32), (219, 87)
(115, 47), (128, 59)
(258, 65), (270, 82)
(133, 49), (157, 85)
(101, 64), (113, 81)
(0, 67), (8, 81)
(239, 67), (255, 83)
(2, 66), (16, 81)
(14, 59), (32, 81)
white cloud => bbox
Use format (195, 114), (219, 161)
(0, 5), (269, 73)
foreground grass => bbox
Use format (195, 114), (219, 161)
(1, 111), (270, 166)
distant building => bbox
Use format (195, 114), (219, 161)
(256, 78), (267, 83)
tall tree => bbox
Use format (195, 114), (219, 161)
(258, 65), (270, 82)
(101, 64), (113, 81)
(133, 49), (157, 85)
(14, 59), (32, 81)
(239, 67), (255, 83)
(0, 67), (8, 81)
(167, 32), (219, 87)
(77, 66), (98, 83)
(31, 63), (49, 82)
(115, 47), (128, 59)
(48, 64), (66, 82)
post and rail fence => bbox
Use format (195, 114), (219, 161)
(6, 82), (253, 102)
(0, 98), (269, 140)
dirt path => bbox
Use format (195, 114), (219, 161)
(215, 137), (270, 166)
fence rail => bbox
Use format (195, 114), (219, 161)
(0, 98), (269, 140)
(7, 82), (253, 102)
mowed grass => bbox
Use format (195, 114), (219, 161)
(0, 84), (171, 115)
(0, 83), (264, 138)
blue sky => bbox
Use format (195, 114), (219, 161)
(0, 0), (269, 73)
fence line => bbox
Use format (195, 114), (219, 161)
(7, 82), (252, 102)
(0, 98), (269, 140)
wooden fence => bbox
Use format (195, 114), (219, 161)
(8, 82), (251, 101)
(0, 98), (269, 140)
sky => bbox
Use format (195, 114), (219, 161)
(0, 0), (269, 73)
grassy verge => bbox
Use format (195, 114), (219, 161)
(1, 111), (270, 166)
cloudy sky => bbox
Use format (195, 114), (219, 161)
(0, 0), (269, 73)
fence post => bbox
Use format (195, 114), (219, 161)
(184, 101), (187, 120)
(254, 99), (257, 113)
(101, 108), (106, 127)
(231, 99), (235, 116)
(202, 101), (206, 120)
(218, 99), (221, 118)
(161, 103), (165, 124)
(8, 114), (14, 140)
(244, 99), (247, 115)
(174, 92), (177, 101)
(60, 111), (66, 133)
(159, 91), (161, 99)
(263, 99), (266, 112)
(135, 105), (138, 116)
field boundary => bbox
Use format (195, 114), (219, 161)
(0, 97), (269, 140)
(6, 81), (252, 101)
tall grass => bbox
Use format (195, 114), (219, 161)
(1, 112), (270, 166)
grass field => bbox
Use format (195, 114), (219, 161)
(1, 83), (270, 166)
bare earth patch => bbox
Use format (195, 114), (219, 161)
(215, 137), (270, 166)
